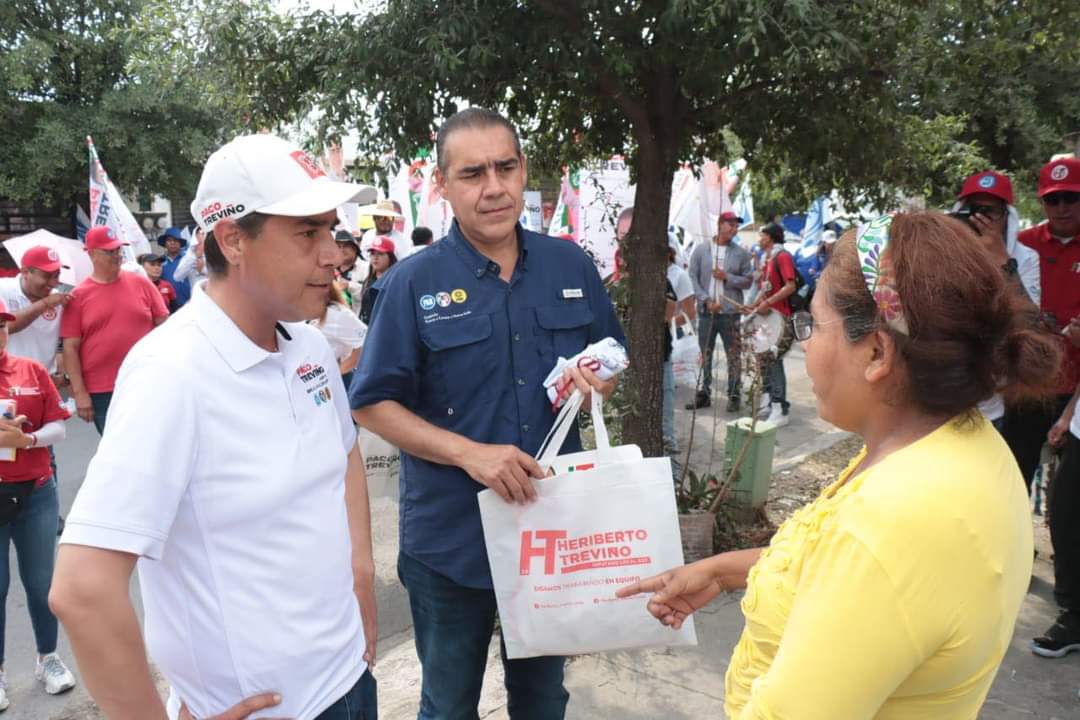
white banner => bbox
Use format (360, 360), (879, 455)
(389, 157), (455, 242)
(521, 191), (543, 233)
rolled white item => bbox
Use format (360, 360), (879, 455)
(542, 337), (629, 408)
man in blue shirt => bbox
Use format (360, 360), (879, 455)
(157, 227), (191, 307)
(351, 108), (625, 719)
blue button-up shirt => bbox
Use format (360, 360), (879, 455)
(350, 222), (625, 588)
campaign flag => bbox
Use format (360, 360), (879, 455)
(75, 205), (91, 241)
(548, 168), (581, 242)
(799, 195), (833, 258)
(732, 174), (755, 229)
(87, 136), (151, 260)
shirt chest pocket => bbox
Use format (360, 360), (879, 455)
(420, 314), (498, 410)
(534, 303), (594, 364)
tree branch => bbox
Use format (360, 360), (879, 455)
(533, 0), (651, 134)
(686, 77), (782, 126)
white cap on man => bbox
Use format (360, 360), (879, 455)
(191, 134), (377, 233)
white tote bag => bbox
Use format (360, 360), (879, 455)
(479, 392), (697, 659)
(535, 390), (643, 475)
(670, 315), (701, 389)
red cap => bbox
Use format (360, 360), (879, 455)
(958, 170), (1014, 205)
(368, 237), (396, 255)
(718, 211), (742, 224)
(0, 299), (14, 323)
(1038, 158), (1080, 197)
(21, 245), (68, 273)
(85, 226), (127, 252)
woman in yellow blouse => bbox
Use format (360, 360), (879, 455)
(619, 212), (1062, 718)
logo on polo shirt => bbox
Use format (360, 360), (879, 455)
(1051, 164), (1069, 181)
(436, 292), (451, 308)
(42, 308), (57, 321)
(296, 363), (327, 384)
(419, 294), (436, 311)
(313, 387), (332, 406)
(451, 289), (467, 303)
(978, 175), (995, 189)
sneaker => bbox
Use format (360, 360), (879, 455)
(35, 653), (76, 695)
(1032, 612), (1080, 658)
(685, 392), (711, 410)
(765, 403), (790, 428)
(0, 669), (8, 711)
(725, 397), (741, 413)
(756, 392), (771, 413)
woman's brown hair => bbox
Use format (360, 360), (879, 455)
(822, 212), (1063, 416)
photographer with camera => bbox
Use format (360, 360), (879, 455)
(950, 171), (1040, 434)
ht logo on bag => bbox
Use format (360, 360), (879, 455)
(520, 529), (651, 576)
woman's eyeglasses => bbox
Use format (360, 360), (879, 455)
(792, 311), (842, 342)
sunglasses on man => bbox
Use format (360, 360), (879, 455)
(1042, 191), (1080, 207)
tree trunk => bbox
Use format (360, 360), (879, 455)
(621, 136), (678, 458)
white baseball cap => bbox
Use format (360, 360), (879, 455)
(191, 134), (378, 233)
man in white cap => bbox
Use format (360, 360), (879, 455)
(50, 134), (380, 720)
(360, 200), (409, 257)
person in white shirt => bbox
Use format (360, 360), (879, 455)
(405, 226), (434, 257)
(360, 200), (408, 256)
(0, 246), (71, 374)
(173, 227), (209, 287)
(50, 134), (380, 720)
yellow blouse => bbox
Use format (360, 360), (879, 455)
(724, 416), (1033, 719)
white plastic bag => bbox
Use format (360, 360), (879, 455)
(670, 314), (701, 389)
(317, 303), (367, 361)
(479, 392), (697, 658)
(356, 425), (399, 499)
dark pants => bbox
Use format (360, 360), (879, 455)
(315, 670), (378, 720)
(759, 318), (794, 411)
(1050, 432), (1080, 612)
(697, 311), (741, 399)
(90, 391), (113, 435)
(0, 479), (59, 662)
(1002, 395), (1070, 491)
(398, 553), (568, 720)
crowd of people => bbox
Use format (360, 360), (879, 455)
(0, 105), (1067, 719)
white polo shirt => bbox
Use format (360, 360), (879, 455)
(62, 284), (364, 720)
(0, 277), (61, 371)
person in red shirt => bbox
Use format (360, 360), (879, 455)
(746, 222), (797, 427)
(0, 298), (77, 707)
(1016, 157), (1080, 659)
(138, 253), (177, 313)
(60, 227), (168, 434)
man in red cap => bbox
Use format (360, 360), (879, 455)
(60, 227), (168, 434)
(1006, 158), (1080, 659)
(952, 170), (1041, 434)
(0, 246), (72, 377)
